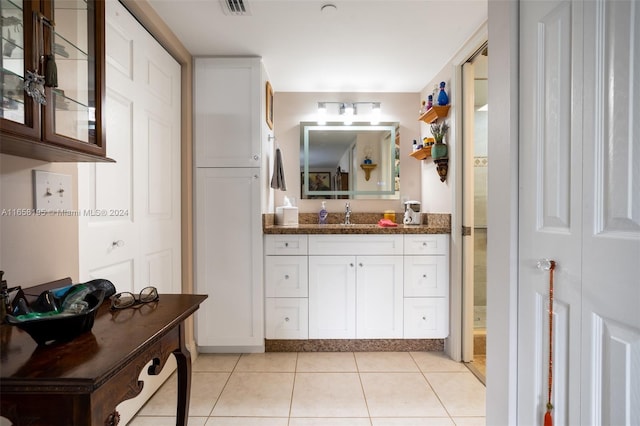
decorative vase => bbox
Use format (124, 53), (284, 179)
(431, 142), (448, 160)
(437, 81), (449, 106)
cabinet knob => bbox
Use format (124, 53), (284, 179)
(422, 316), (427, 321)
(253, 154), (260, 161)
(359, 262), (363, 267)
(112, 240), (124, 248)
(285, 242), (289, 247)
(284, 274), (290, 280)
(284, 317), (290, 322)
(422, 242), (427, 246)
(350, 263), (354, 267)
(422, 274), (427, 278)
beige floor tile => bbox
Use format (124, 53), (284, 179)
(296, 352), (358, 372)
(450, 417), (486, 426)
(371, 418), (454, 426)
(360, 372), (447, 417)
(235, 352), (298, 372)
(129, 416), (207, 425)
(354, 352), (419, 372)
(289, 418), (372, 426)
(290, 372), (369, 418)
(410, 352), (469, 373)
(194, 353), (241, 372)
(211, 372), (295, 417)
(424, 372), (486, 417)
(138, 372), (229, 417)
(205, 418), (289, 425)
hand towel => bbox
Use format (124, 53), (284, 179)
(270, 147), (287, 191)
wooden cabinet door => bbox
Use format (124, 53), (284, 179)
(194, 57), (262, 168)
(195, 167), (263, 349)
(308, 255), (356, 339)
(356, 255), (403, 338)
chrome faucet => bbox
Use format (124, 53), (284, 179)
(344, 202), (351, 225)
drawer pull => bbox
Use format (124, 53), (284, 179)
(285, 242), (289, 247)
(284, 274), (290, 280)
(284, 317), (290, 322)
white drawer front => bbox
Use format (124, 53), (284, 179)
(265, 256), (308, 297)
(309, 234), (403, 256)
(403, 298), (449, 338)
(264, 235), (308, 255)
(404, 255), (449, 297)
(265, 298), (309, 339)
(404, 234), (449, 255)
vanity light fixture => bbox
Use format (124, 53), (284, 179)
(317, 101), (382, 125)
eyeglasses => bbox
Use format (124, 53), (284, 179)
(110, 286), (159, 310)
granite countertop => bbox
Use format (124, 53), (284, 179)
(263, 213), (451, 235)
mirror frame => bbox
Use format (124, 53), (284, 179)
(301, 121), (399, 198)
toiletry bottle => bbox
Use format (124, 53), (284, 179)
(412, 139), (418, 152)
(318, 201), (328, 224)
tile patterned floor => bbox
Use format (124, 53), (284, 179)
(129, 351), (486, 426)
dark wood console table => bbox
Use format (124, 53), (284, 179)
(1, 282), (207, 426)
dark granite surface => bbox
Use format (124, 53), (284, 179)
(264, 213), (451, 235)
(265, 339), (445, 352)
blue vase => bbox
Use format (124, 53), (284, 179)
(437, 81), (449, 106)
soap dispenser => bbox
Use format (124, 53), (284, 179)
(318, 201), (328, 224)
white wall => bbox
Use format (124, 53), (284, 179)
(271, 91), (430, 215)
(0, 154), (79, 287)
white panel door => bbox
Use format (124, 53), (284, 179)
(356, 255), (403, 338)
(518, 1), (639, 425)
(195, 167), (263, 349)
(308, 255), (356, 338)
(79, 0), (181, 296)
(580, 1), (640, 424)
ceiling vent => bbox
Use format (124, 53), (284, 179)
(220, 0), (251, 16)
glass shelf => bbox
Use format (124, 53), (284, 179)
(53, 0), (88, 11)
(53, 30), (88, 60)
(53, 88), (88, 112)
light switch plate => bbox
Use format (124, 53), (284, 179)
(33, 170), (73, 211)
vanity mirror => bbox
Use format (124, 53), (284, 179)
(300, 122), (400, 199)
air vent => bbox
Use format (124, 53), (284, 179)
(220, 0), (251, 16)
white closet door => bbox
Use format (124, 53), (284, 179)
(78, 0), (181, 296)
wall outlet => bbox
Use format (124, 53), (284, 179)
(33, 170), (73, 211)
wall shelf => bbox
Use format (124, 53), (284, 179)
(418, 105), (450, 124)
(409, 146), (432, 160)
(360, 163), (377, 181)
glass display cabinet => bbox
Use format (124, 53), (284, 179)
(0, 0), (110, 162)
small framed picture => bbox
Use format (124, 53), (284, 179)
(266, 81), (274, 130)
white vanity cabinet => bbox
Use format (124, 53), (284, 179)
(264, 235), (309, 339)
(308, 235), (404, 339)
(403, 235), (449, 338)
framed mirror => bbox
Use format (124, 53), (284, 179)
(300, 122), (400, 199)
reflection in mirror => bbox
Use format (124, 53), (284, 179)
(300, 122), (400, 199)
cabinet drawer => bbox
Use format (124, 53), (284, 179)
(309, 235), (403, 256)
(404, 298), (449, 338)
(404, 256), (449, 297)
(265, 256), (308, 297)
(265, 298), (309, 339)
(404, 235), (449, 255)
(265, 235), (308, 255)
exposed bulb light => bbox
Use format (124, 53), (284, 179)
(370, 102), (381, 124)
(340, 102), (354, 125)
(317, 102), (327, 125)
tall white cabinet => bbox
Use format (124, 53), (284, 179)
(194, 57), (267, 352)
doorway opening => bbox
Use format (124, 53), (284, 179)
(461, 43), (488, 383)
